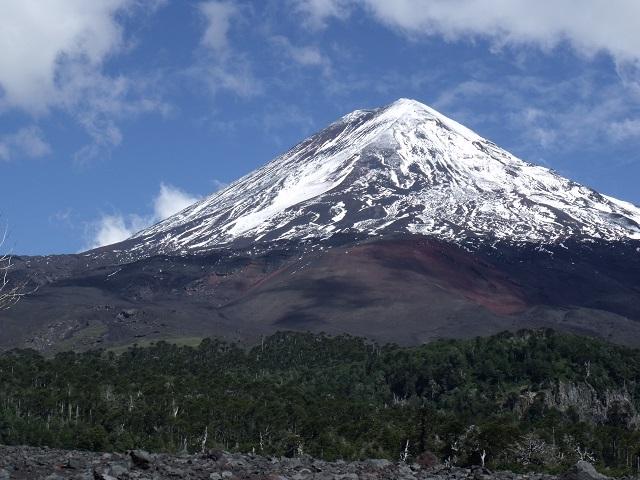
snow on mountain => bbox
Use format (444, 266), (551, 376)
(126, 98), (640, 255)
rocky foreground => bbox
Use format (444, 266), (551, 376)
(0, 445), (622, 480)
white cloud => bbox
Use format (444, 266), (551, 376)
(199, 1), (239, 54)
(616, 60), (640, 96)
(0, 126), (51, 161)
(609, 119), (640, 142)
(153, 183), (200, 220)
(433, 73), (640, 160)
(292, 0), (352, 29)
(88, 214), (142, 249)
(271, 36), (332, 74)
(86, 182), (200, 249)
(296, 0), (640, 64)
(69, 69), (170, 165)
(0, 0), (128, 114)
(212, 179), (229, 192)
(0, 0), (168, 162)
(195, 1), (261, 98)
(197, 62), (261, 98)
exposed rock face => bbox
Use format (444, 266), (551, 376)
(0, 445), (619, 480)
(545, 382), (640, 427)
(512, 382), (640, 428)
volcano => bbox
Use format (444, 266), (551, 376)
(3, 99), (640, 352)
(113, 98), (640, 258)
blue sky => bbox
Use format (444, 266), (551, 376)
(2, 0), (640, 255)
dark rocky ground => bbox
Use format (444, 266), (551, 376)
(2, 236), (640, 353)
(0, 446), (622, 480)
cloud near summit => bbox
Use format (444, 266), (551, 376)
(87, 183), (200, 250)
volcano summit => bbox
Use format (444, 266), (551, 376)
(3, 99), (640, 352)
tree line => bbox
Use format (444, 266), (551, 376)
(0, 329), (639, 475)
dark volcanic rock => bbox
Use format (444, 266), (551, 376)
(2, 236), (640, 354)
(130, 449), (153, 469)
(563, 461), (610, 480)
(0, 445), (620, 480)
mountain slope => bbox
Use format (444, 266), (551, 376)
(2, 99), (640, 353)
(122, 98), (640, 257)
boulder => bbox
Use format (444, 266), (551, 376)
(93, 471), (117, 480)
(366, 459), (392, 469)
(130, 449), (154, 470)
(562, 461), (609, 480)
(65, 457), (84, 470)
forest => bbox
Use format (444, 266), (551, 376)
(0, 329), (639, 475)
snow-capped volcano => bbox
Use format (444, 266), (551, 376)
(8, 99), (640, 352)
(126, 98), (640, 255)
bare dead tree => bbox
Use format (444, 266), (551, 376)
(0, 227), (22, 310)
(576, 445), (596, 463)
(510, 433), (559, 467)
(400, 439), (410, 462)
(201, 426), (208, 454)
(0, 225), (37, 310)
